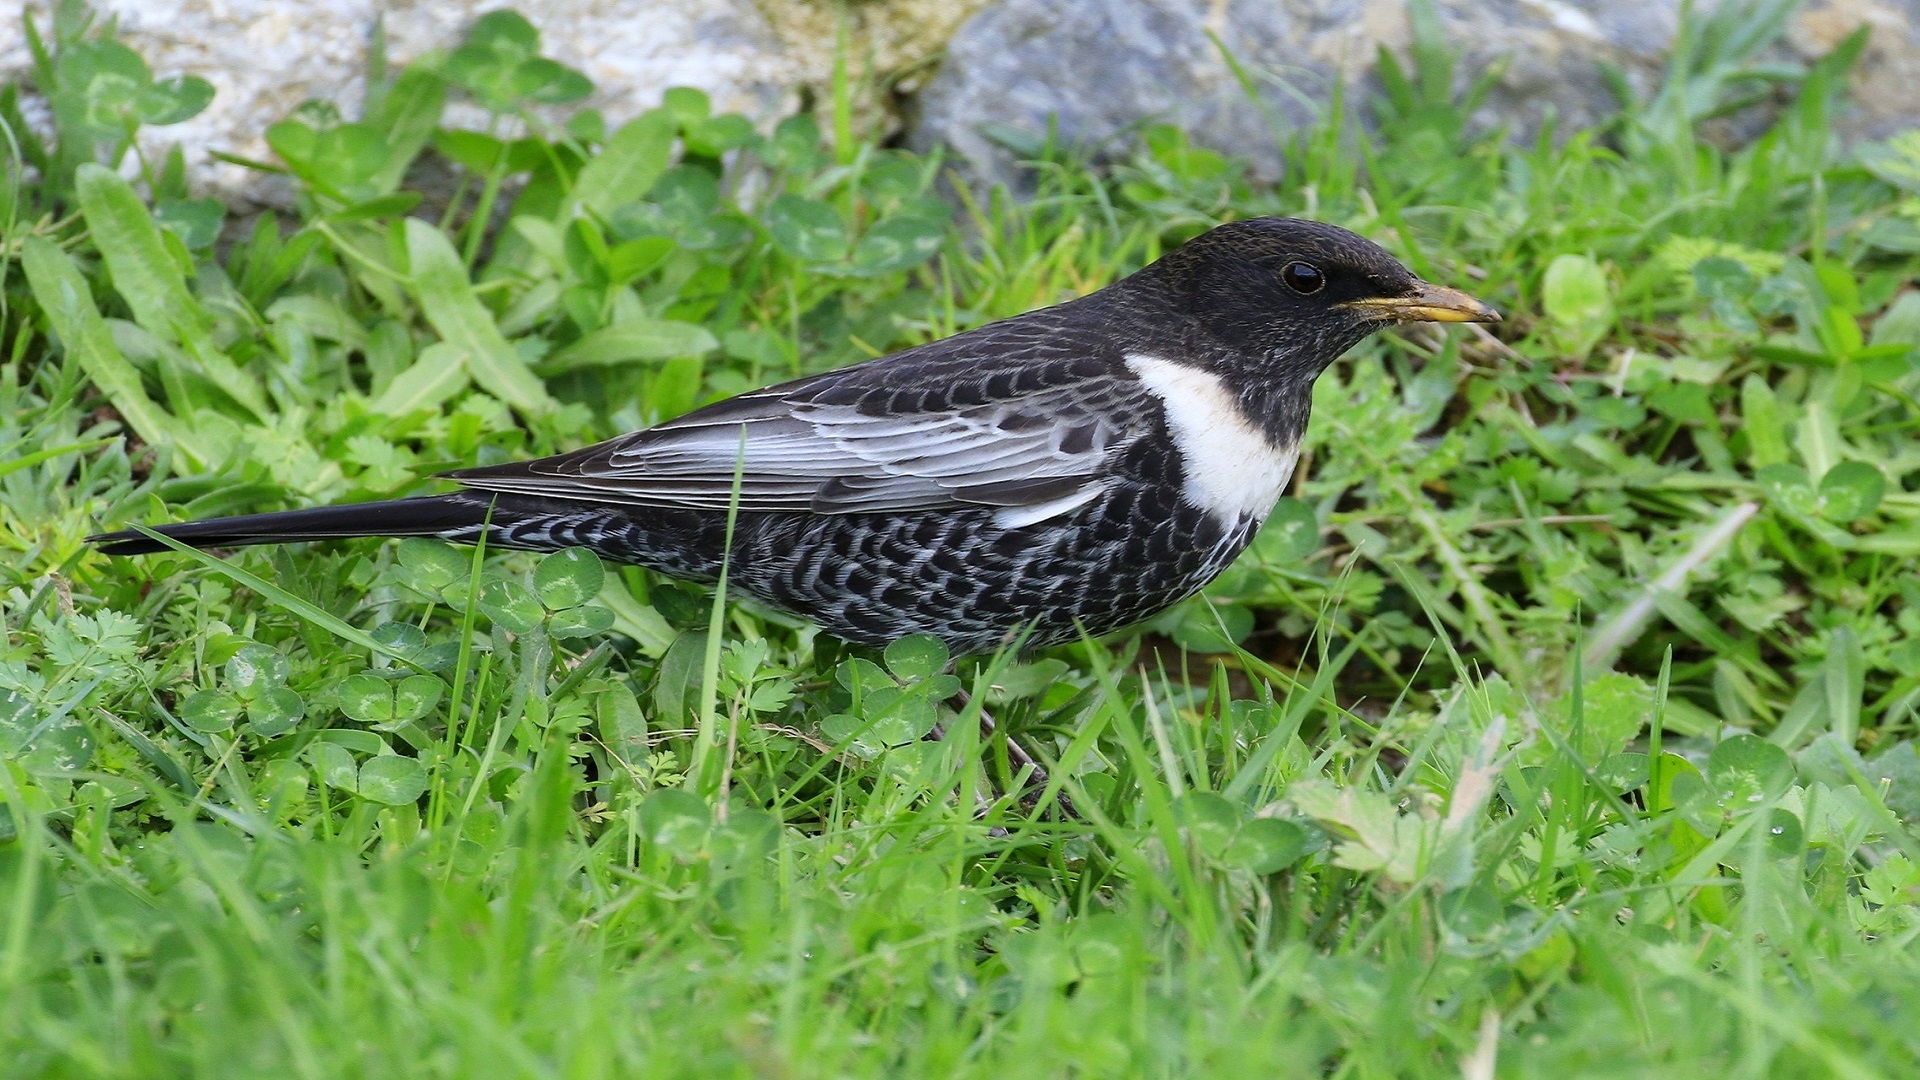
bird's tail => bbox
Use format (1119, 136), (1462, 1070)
(89, 493), (492, 556)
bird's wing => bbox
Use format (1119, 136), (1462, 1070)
(446, 328), (1147, 518)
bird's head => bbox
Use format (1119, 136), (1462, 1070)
(1142, 217), (1499, 375)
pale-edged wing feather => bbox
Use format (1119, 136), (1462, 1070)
(446, 312), (1152, 519)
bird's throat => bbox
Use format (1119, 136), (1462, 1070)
(1126, 353), (1304, 528)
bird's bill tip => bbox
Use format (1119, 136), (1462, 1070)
(1342, 283), (1500, 324)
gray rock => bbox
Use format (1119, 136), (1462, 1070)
(912, 0), (1920, 185)
(2, 0), (1913, 206)
(0, 0), (985, 206)
(910, 0), (1341, 186)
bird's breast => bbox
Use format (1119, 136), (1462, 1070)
(1124, 353), (1301, 529)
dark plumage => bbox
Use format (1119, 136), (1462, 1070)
(92, 218), (1497, 655)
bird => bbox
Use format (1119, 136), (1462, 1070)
(92, 217), (1497, 657)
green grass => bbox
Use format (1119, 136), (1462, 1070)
(6, 2), (1920, 1075)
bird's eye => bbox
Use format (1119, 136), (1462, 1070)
(1281, 262), (1324, 295)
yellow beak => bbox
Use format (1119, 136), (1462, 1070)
(1341, 282), (1501, 324)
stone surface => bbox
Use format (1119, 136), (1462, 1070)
(1, 0), (1915, 205)
(912, 0), (1920, 186)
(0, 0), (984, 206)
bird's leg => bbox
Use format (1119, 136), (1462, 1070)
(941, 688), (1078, 820)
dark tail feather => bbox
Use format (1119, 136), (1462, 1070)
(89, 494), (489, 556)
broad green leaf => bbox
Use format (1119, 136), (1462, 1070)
(0, 689), (35, 752)
(1794, 401), (1841, 480)
(1764, 808), (1804, 857)
(76, 164), (274, 417)
(687, 113), (755, 156)
(16, 717), (94, 776)
(1550, 673), (1651, 763)
(883, 635), (949, 683)
(573, 109), (676, 217)
(134, 74), (213, 125)
(404, 218), (552, 414)
(639, 788), (710, 852)
(1756, 464), (1819, 517)
(548, 606), (615, 639)
(818, 713), (884, 758)
(605, 235), (676, 284)
(479, 578), (544, 635)
(534, 548), (604, 610)
(765, 195), (849, 263)
(357, 755), (428, 805)
(54, 40), (153, 139)
(1739, 374), (1787, 468)
(21, 237), (206, 467)
(1707, 734), (1793, 807)
(595, 682), (649, 759)
(661, 86), (710, 130)
(1817, 461), (1885, 521)
(247, 688), (305, 738)
(181, 690), (241, 733)
(226, 644), (289, 695)
(153, 197), (224, 250)
(397, 539), (470, 593)
(368, 67), (447, 192)
(337, 674), (394, 723)
(310, 742), (359, 791)
(1257, 498), (1321, 562)
(847, 215), (945, 276)
(540, 318), (718, 373)
(466, 9), (540, 54)
(1870, 291), (1920, 347)
(368, 341), (470, 416)
(1224, 818), (1310, 874)
(1175, 792), (1242, 861)
(1541, 253), (1614, 356)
